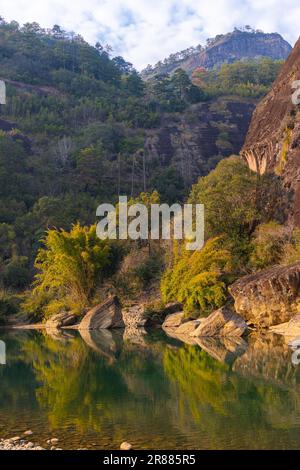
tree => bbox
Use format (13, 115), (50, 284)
(250, 222), (286, 270)
(22, 224), (120, 318)
(188, 156), (283, 270)
(161, 237), (231, 316)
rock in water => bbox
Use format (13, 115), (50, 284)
(79, 296), (124, 330)
(162, 311), (185, 328)
(120, 442), (133, 450)
(230, 262), (300, 327)
(45, 312), (77, 329)
(176, 320), (201, 335)
(191, 307), (248, 337)
(271, 314), (300, 338)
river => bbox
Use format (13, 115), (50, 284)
(0, 328), (300, 449)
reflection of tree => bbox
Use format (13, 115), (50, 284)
(23, 333), (129, 432)
(20, 331), (178, 448)
(3, 331), (300, 448)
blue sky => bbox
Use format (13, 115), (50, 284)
(0, 0), (299, 69)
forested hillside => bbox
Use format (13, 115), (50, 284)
(0, 18), (285, 294)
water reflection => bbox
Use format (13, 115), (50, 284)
(0, 328), (300, 449)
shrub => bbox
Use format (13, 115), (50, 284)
(134, 253), (164, 289)
(161, 237), (231, 316)
(2, 256), (31, 289)
(250, 222), (286, 270)
(281, 229), (300, 265)
(188, 156), (283, 270)
(0, 290), (18, 322)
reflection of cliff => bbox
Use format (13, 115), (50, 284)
(233, 333), (300, 387)
(163, 337), (300, 447)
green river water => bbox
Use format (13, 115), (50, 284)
(0, 328), (300, 449)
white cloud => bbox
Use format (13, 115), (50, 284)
(0, 0), (299, 69)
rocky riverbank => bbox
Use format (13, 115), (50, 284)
(0, 436), (45, 450)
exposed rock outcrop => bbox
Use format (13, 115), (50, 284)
(271, 314), (300, 339)
(162, 311), (185, 329)
(78, 296), (124, 330)
(176, 320), (201, 335)
(145, 97), (255, 186)
(142, 30), (291, 78)
(241, 36), (300, 226)
(45, 312), (77, 330)
(122, 305), (146, 328)
(230, 262), (300, 327)
(191, 307), (248, 337)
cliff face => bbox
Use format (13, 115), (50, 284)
(142, 30), (291, 79)
(145, 97), (255, 186)
(184, 31), (291, 72)
(241, 37), (300, 225)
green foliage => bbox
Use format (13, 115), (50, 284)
(0, 289), (18, 321)
(149, 68), (207, 111)
(133, 252), (164, 289)
(189, 157), (259, 241)
(250, 222), (286, 270)
(22, 224), (121, 318)
(188, 156), (282, 269)
(281, 229), (300, 265)
(161, 237), (231, 316)
(202, 58), (283, 98)
(2, 256), (31, 289)
(150, 167), (186, 203)
(0, 19), (284, 297)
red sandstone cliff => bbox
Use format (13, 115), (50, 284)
(241, 37), (300, 225)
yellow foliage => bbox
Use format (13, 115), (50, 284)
(161, 237), (231, 316)
(22, 223), (116, 318)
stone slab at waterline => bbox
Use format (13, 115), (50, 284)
(45, 312), (77, 330)
(230, 262), (300, 327)
(162, 307), (247, 339)
(270, 314), (300, 339)
(162, 311), (185, 328)
(78, 296), (124, 330)
(191, 307), (248, 337)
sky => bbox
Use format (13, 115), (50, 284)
(0, 0), (299, 70)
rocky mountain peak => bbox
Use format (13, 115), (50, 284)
(141, 29), (292, 79)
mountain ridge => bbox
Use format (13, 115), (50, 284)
(142, 28), (292, 79)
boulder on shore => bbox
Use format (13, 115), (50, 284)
(191, 307), (248, 337)
(122, 304), (145, 328)
(78, 296), (124, 330)
(162, 311), (185, 329)
(45, 312), (77, 330)
(230, 262), (300, 327)
(270, 314), (300, 338)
